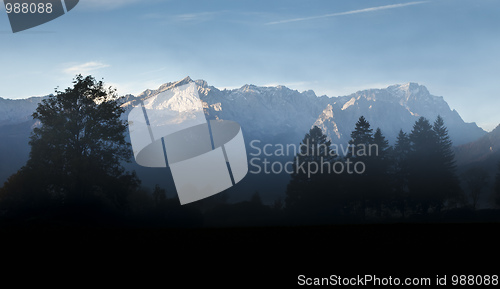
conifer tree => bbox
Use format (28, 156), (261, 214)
(370, 128), (392, 217)
(408, 117), (437, 213)
(495, 162), (500, 207)
(349, 116), (374, 159)
(392, 130), (411, 217)
(285, 126), (336, 219)
(347, 116), (374, 220)
(432, 115), (460, 210)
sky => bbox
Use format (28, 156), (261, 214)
(0, 0), (499, 131)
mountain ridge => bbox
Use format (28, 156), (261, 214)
(0, 78), (494, 202)
(1, 78), (487, 146)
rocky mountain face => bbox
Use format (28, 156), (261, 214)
(314, 83), (485, 146)
(120, 77), (331, 146)
(120, 78), (485, 148)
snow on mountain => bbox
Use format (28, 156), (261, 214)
(1, 79), (487, 150)
(315, 83), (486, 146)
(120, 77), (331, 145)
(194, 80), (331, 144)
(0, 96), (45, 127)
(119, 79), (486, 149)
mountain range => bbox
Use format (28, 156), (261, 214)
(0, 77), (495, 203)
(120, 77), (486, 146)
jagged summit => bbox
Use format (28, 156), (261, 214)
(387, 82), (440, 104)
(336, 82), (446, 113)
(126, 78), (484, 146)
(136, 76), (194, 100)
(388, 82), (429, 97)
(314, 82), (485, 146)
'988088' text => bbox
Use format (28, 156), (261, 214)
(5, 2), (53, 14)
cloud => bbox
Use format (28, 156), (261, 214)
(78, 0), (143, 10)
(63, 62), (110, 75)
(140, 10), (228, 24)
(172, 11), (228, 23)
(266, 1), (429, 25)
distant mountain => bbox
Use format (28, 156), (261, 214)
(0, 120), (34, 185)
(314, 83), (486, 146)
(453, 125), (500, 208)
(455, 124), (500, 167)
(0, 96), (45, 126)
(120, 78), (485, 147)
(121, 77), (331, 146)
(0, 78), (490, 203)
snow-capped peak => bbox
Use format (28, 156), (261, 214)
(387, 82), (430, 99)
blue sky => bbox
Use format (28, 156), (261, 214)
(1, 0), (499, 131)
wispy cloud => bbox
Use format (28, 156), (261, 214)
(141, 11), (228, 24)
(173, 11), (228, 23)
(63, 62), (110, 75)
(266, 1), (429, 25)
(78, 0), (142, 10)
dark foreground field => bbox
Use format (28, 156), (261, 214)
(0, 221), (498, 286)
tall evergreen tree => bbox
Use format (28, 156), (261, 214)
(432, 115), (460, 210)
(347, 116), (374, 220)
(285, 126), (335, 214)
(433, 116), (456, 172)
(408, 117), (438, 214)
(495, 162), (500, 207)
(392, 130), (411, 217)
(409, 117), (437, 154)
(349, 116), (374, 158)
(373, 128), (391, 161)
(370, 128), (392, 217)
(461, 167), (489, 210)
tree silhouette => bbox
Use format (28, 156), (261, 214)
(495, 162), (500, 207)
(347, 116), (374, 220)
(370, 128), (392, 217)
(286, 126), (333, 203)
(433, 116), (455, 171)
(349, 116), (373, 158)
(250, 191), (263, 205)
(153, 184), (167, 206)
(285, 126), (338, 222)
(407, 116), (459, 214)
(461, 167), (489, 210)
(433, 115), (460, 210)
(0, 75), (139, 210)
(408, 117), (438, 214)
(391, 130), (411, 217)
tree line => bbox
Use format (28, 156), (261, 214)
(285, 115), (500, 223)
